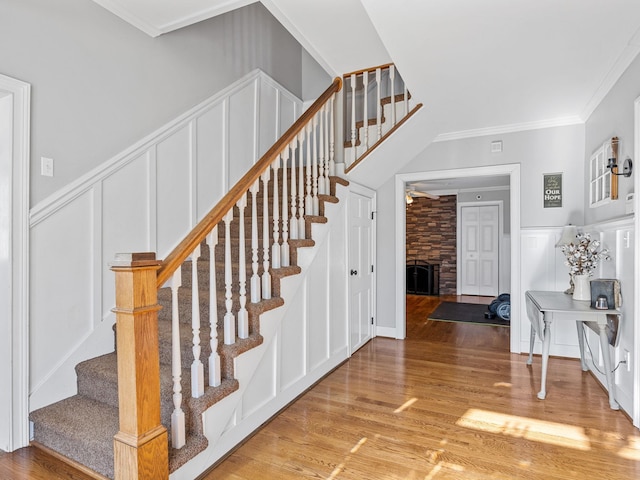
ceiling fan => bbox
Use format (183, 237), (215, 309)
(405, 189), (440, 204)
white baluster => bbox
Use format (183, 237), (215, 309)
(305, 124), (313, 217)
(281, 146), (290, 267)
(207, 229), (221, 387)
(289, 140), (298, 241)
(170, 267), (186, 449)
(190, 245), (204, 398)
(261, 168), (272, 299)
(271, 155), (281, 269)
(223, 210), (235, 344)
(318, 105), (326, 196)
(311, 117), (319, 216)
(363, 70), (369, 151)
(237, 194), (249, 339)
(390, 65), (396, 126)
(250, 180), (260, 303)
(376, 68), (382, 141)
(297, 132), (306, 239)
(329, 93), (336, 177)
(350, 73), (357, 166)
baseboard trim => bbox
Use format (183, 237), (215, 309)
(375, 326), (398, 338)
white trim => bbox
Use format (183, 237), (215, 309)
(375, 326), (397, 338)
(29, 69), (295, 226)
(433, 116), (583, 143)
(0, 73), (30, 450)
(91, 0), (258, 38)
(582, 42), (640, 121)
(396, 164), (521, 352)
(633, 95), (640, 428)
(456, 200), (504, 296)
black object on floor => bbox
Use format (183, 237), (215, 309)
(428, 302), (510, 327)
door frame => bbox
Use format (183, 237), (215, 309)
(347, 181), (376, 353)
(456, 200), (503, 296)
(395, 164), (521, 353)
(632, 95), (640, 428)
(0, 73), (31, 451)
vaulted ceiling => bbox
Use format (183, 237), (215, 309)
(92, 0), (640, 140)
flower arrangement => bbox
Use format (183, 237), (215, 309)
(560, 233), (610, 277)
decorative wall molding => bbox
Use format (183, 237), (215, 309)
(433, 116), (583, 143)
(28, 69), (302, 409)
(30, 69), (300, 226)
(172, 184), (349, 479)
(520, 216), (635, 417)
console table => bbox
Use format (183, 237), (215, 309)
(525, 290), (620, 410)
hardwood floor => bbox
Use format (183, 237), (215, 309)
(2, 294), (638, 479)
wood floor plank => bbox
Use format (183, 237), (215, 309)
(2, 294), (638, 479)
(202, 294), (640, 479)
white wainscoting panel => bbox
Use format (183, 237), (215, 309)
(280, 287), (307, 390)
(28, 70), (302, 409)
(174, 183), (350, 480)
(156, 125), (192, 255)
(101, 155), (151, 318)
(196, 103), (226, 219)
(307, 243), (331, 371)
(520, 218), (635, 417)
(583, 218), (635, 415)
(228, 83), (258, 186)
(520, 228), (581, 358)
(30, 191), (95, 408)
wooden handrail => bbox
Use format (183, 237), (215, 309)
(156, 76), (343, 288)
(343, 63), (394, 78)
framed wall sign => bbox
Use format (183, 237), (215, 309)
(543, 173), (562, 208)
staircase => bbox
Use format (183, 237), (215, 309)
(29, 75), (348, 479)
(342, 64), (422, 173)
(28, 64), (413, 479)
(29, 173), (347, 478)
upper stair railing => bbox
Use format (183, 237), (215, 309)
(111, 77), (342, 479)
(343, 64), (422, 173)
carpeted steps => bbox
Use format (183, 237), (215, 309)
(29, 175), (347, 479)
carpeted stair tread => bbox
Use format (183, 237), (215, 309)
(30, 395), (119, 479)
(29, 173), (348, 476)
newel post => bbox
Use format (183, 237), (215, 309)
(111, 253), (169, 480)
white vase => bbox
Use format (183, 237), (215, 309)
(572, 274), (590, 301)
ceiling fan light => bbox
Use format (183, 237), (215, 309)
(405, 194), (413, 204)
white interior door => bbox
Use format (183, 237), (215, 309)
(459, 204), (500, 296)
(348, 188), (374, 353)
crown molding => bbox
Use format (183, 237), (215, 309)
(433, 116), (584, 143)
(581, 40), (640, 121)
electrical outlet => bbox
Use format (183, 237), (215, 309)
(624, 349), (631, 372)
(41, 157), (54, 177)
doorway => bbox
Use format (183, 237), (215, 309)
(0, 74), (31, 452)
(458, 202), (502, 296)
(395, 164), (521, 352)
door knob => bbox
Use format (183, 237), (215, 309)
(350, 269), (358, 276)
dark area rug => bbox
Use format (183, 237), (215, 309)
(428, 302), (509, 327)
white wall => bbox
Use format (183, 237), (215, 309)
(375, 124), (586, 330)
(0, 0), (306, 204)
(585, 55), (640, 224)
(28, 71), (302, 410)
